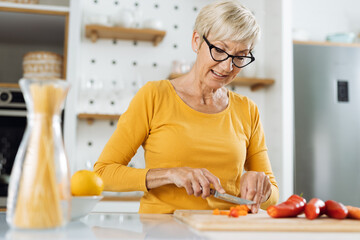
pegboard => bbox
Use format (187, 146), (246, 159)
(74, 0), (267, 196)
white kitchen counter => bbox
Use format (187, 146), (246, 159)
(0, 212), (360, 240)
(92, 200), (140, 213)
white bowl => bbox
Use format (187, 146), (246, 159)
(71, 196), (103, 221)
(143, 19), (164, 30)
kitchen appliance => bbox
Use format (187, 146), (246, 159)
(0, 85), (26, 207)
(293, 43), (360, 206)
(174, 210), (360, 231)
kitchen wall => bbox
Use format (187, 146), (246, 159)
(64, 0), (293, 200)
(293, 0), (360, 41)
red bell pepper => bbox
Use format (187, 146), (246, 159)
(267, 194), (307, 218)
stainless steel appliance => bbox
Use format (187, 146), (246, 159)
(294, 43), (360, 207)
(0, 85), (26, 207)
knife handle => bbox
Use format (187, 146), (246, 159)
(209, 188), (216, 196)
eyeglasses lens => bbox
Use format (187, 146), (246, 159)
(210, 48), (252, 68)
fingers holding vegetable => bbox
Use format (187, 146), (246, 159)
(240, 171), (272, 213)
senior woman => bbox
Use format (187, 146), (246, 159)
(94, 0), (279, 214)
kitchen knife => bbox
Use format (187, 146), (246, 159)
(210, 189), (255, 205)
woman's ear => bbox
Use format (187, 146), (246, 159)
(191, 31), (201, 53)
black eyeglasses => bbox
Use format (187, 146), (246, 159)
(203, 35), (255, 68)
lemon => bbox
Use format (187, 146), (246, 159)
(70, 170), (104, 196)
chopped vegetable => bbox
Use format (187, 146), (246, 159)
(220, 210), (230, 216)
(213, 208), (220, 215)
(213, 205), (249, 218)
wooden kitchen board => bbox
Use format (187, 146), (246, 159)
(174, 210), (360, 232)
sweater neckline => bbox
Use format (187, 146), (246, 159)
(165, 79), (231, 118)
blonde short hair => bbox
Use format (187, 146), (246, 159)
(194, 0), (260, 48)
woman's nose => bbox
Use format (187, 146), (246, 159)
(219, 58), (233, 72)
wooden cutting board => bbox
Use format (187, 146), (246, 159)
(174, 210), (360, 232)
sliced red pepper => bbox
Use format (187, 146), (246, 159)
(267, 194), (307, 218)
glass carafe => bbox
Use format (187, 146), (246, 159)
(6, 79), (71, 229)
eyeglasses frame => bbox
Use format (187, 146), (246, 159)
(202, 35), (255, 68)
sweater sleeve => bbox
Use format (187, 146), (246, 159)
(93, 82), (155, 192)
(244, 102), (279, 209)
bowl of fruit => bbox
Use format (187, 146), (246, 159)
(70, 170), (104, 221)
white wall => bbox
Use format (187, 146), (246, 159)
(262, 0), (293, 201)
(292, 0), (360, 41)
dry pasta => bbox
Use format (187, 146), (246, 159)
(13, 83), (68, 229)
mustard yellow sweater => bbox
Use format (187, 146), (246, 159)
(94, 80), (279, 213)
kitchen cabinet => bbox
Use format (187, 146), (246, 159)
(85, 24), (166, 46)
(0, 2), (69, 83)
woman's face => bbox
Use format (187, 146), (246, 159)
(193, 32), (252, 90)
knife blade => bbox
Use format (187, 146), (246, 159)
(210, 189), (255, 205)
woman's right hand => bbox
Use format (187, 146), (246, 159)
(146, 167), (225, 199)
(168, 167), (225, 198)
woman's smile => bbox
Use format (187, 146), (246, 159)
(211, 69), (228, 78)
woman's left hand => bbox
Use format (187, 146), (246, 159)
(240, 171), (272, 213)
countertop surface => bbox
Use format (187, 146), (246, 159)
(1, 212), (360, 240)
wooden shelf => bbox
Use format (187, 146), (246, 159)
(85, 24), (166, 46)
(0, 2), (69, 15)
(293, 40), (360, 48)
(0, 83), (20, 88)
(0, 3), (69, 80)
(77, 113), (121, 125)
(169, 73), (275, 91)
(231, 77), (275, 91)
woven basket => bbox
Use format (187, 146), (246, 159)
(23, 51), (63, 80)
